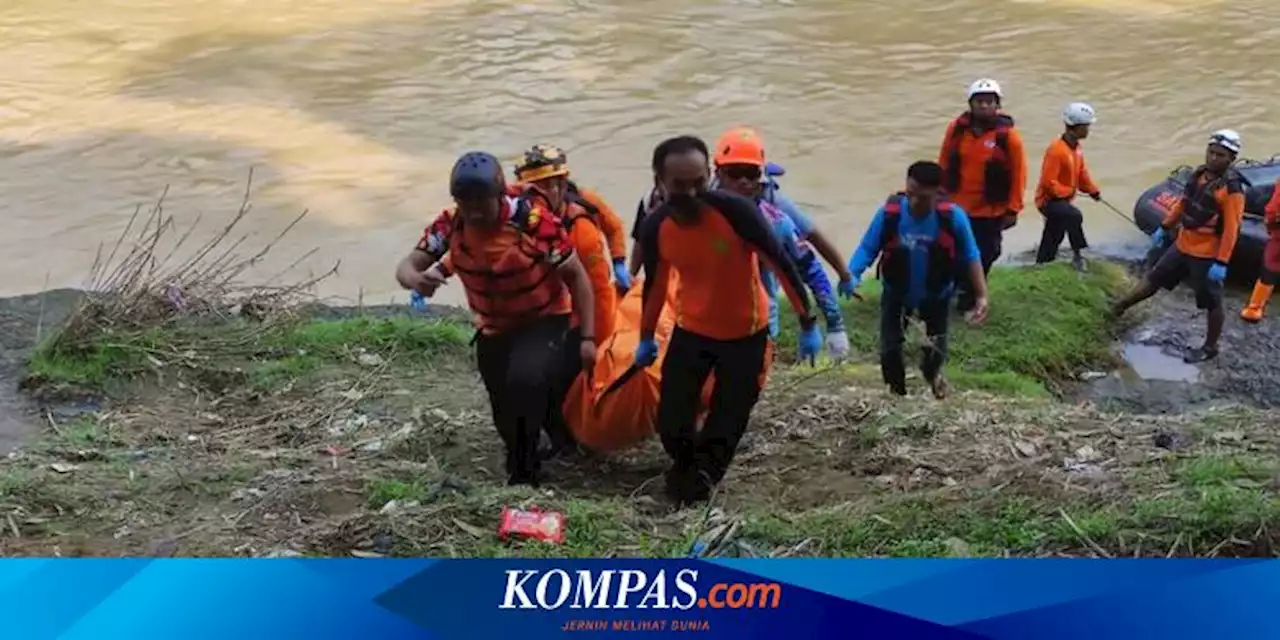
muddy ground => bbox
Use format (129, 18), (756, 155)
(2, 261), (1279, 454)
(2, 256), (1279, 557)
(1068, 260), (1280, 414)
(0, 289), (81, 453)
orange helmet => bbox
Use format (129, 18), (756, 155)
(714, 127), (766, 168)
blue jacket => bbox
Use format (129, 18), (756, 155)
(848, 196), (982, 309)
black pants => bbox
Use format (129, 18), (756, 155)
(1036, 199), (1088, 263)
(474, 314), (571, 484)
(547, 327), (586, 452)
(957, 217), (1004, 310)
(656, 327), (769, 500)
(880, 291), (950, 394)
(1146, 249), (1223, 311)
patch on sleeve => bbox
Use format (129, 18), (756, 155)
(415, 209), (455, 254)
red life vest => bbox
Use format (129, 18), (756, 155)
(446, 196), (573, 335)
(876, 193), (961, 298)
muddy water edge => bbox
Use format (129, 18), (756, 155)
(1071, 260), (1280, 415)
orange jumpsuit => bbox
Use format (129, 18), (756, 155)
(1241, 178), (1280, 321)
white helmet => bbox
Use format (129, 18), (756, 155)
(1208, 129), (1243, 155)
(967, 78), (1003, 101)
(1063, 102), (1096, 126)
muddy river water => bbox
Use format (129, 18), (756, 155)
(2, 0), (1280, 305)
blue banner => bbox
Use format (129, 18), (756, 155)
(6, 558), (1278, 638)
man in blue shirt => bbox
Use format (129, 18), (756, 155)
(846, 161), (990, 398)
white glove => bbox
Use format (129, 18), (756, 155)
(825, 330), (850, 360)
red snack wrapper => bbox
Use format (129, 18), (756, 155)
(498, 506), (566, 544)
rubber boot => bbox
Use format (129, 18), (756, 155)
(1241, 282), (1273, 323)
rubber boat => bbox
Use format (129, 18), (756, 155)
(1133, 156), (1279, 275)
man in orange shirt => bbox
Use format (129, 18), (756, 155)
(1035, 102), (1102, 271)
(394, 151), (597, 486)
(514, 144), (619, 348)
(1111, 130), (1246, 363)
(1241, 178), (1280, 322)
(564, 181), (633, 296)
(512, 145), (623, 459)
(635, 135), (820, 505)
(938, 78), (1027, 312)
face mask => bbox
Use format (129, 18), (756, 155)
(667, 193), (702, 218)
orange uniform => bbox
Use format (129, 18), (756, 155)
(569, 183), (628, 262)
(1160, 168), (1244, 263)
(520, 187), (617, 344)
(417, 196), (574, 336)
(938, 114), (1027, 218)
(1035, 136), (1100, 209)
(638, 191), (813, 341)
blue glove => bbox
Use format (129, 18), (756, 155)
(1151, 227), (1167, 248)
(1207, 262), (1227, 283)
(797, 322), (822, 365)
(838, 274), (861, 299)
(634, 336), (659, 367)
(612, 258), (633, 293)
(409, 290), (428, 310)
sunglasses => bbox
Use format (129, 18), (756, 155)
(721, 165), (762, 182)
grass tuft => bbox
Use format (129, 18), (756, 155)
(776, 261), (1132, 394)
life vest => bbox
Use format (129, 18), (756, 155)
(562, 184), (604, 233)
(943, 113), (1016, 205)
(1180, 166), (1243, 235)
(447, 196), (573, 334)
(875, 193), (961, 298)
(566, 181), (602, 219)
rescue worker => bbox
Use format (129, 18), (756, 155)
(627, 137), (853, 297)
(634, 135), (821, 505)
(394, 151), (597, 487)
(846, 161), (989, 398)
(1035, 102), (1102, 271)
(1111, 130), (1246, 363)
(1240, 177), (1280, 322)
(710, 127), (852, 358)
(565, 182), (633, 296)
(938, 78), (1027, 312)
(511, 144), (623, 459)
(514, 144), (619, 348)
(509, 147), (632, 296)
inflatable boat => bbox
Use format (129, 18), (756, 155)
(1133, 156), (1279, 276)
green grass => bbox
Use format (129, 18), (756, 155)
(357, 448), (1280, 558)
(777, 262), (1131, 395)
(737, 485), (1280, 557)
(752, 453), (1280, 557)
(26, 315), (474, 392)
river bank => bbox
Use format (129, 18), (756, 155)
(3, 257), (1280, 557)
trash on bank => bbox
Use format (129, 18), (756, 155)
(498, 506), (566, 544)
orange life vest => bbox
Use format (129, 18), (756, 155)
(447, 196), (573, 335)
(943, 113), (1015, 204)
